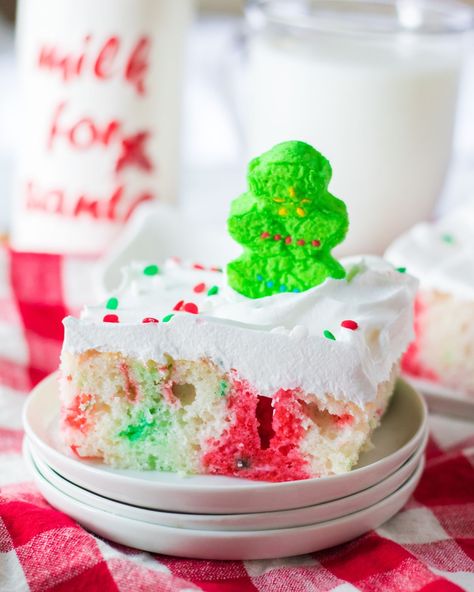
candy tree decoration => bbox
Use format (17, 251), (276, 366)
(227, 141), (349, 298)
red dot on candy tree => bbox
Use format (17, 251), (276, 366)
(183, 302), (199, 314)
(193, 282), (206, 293)
(193, 263), (205, 270)
(341, 320), (358, 330)
(103, 314), (119, 323)
(285, 236), (292, 244)
(173, 300), (184, 311)
(261, 232), (270, 239)
(297, 239), (305, 246)
(142, 317), (159, 323)
(274, 234), (282, 241)
(312, 240), (321, 247)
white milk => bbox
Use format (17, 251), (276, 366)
(246, 32), (463, 255)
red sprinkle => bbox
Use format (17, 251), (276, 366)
(211, 266), (222, 272)
(312, 240), (321, 247)
(341, 320), (358, 330)
(193, 282), (206, 293)
(171, 256), (181, 263)
(274, 234), (282, 241)
(173, 300), (184, 311)
(285, 236), (292, 244)
(261, 232), (270, 239)
(142, 317), (159, 323)
(297, 239), (305, 246)
(103, 314), (119, 323)
(183, 302), (199, 314)
(192, 263), (205, 270)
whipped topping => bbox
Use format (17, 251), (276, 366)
(63, 256), (417, 406)
(385, 203), (474, 301)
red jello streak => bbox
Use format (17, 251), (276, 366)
(336, 413), (354, 426)
(161, 380), (177, 406)
(401, 295), (438, 381)
(202, 376), (310, 482)
(64, 393), (93, 432)
(118, 362), (139, 402)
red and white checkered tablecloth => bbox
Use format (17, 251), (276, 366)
(1, 244), (474, 592)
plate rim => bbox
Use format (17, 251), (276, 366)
(24, 435), (425, 537)
(24, 431), (427, 527)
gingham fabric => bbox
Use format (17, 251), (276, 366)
(1, 245), (473, 592)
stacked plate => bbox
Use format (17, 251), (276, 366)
(23, 374), (428, 560)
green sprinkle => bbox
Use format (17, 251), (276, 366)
(162, 314), (174, 323)
(106, 297), (119, 310)
(323, 330), (336, 341)
(219, 380), (229, 397)
(207, 285), (219, 296)
(396, 267), (407, 273)
(346, 264), (363, 283)
(442, 233), (455, 244)
(144, 264), (160, 276)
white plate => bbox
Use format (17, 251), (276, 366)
(23, 373), (427, 513)
(25, 431), (427, 531)
(403, 374), (474, 421)
(24, 441), (424, 560)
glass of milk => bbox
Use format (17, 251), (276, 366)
(245, 0), (473, 255)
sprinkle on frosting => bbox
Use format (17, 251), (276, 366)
(396, 267), (407, 274)
(162, 314), (174, 323)
(144, 264), (159, 276)
(207, 286), (219, 296)
(442, 233), (455, 244)
(103, 314), (119, 323)
(323, 330), (336, 341)
(142, 317), (159, 323)
(183, 302), (199, 314)
(106, 297), (118, 310)
(341, 320), (358, 331)
(346, 263), (363, 283)
(193, 283), (206, 294)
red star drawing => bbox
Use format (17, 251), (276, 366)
(115, 131), (154, 174)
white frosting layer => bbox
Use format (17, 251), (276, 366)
(63, 256), (417, 406)
(385, 203), (474, 301)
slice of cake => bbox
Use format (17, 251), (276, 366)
(386, 203), (474, 396)
(59, 141), (417, 482)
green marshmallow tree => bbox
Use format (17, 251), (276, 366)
(227, 141), (349, 298)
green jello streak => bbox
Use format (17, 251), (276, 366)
(219, 380), (229, 397)
(119, 415), (156, 442)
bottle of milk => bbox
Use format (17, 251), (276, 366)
(245, 0), (472, 255)
(12, 0), (193, 255)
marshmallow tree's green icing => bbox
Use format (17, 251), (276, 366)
(227, 141), (349, 298)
